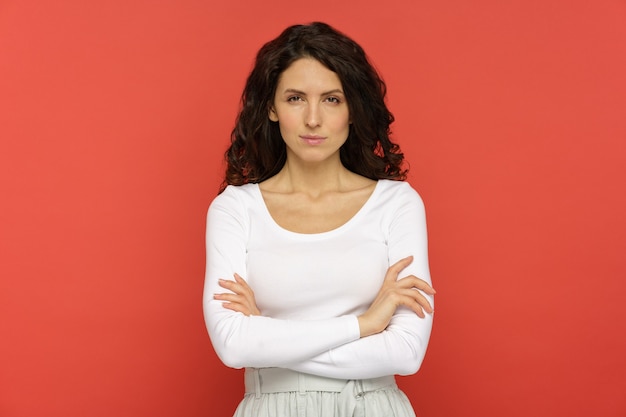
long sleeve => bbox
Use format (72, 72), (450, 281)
(203, 181), (433, 377)
(203, 186), (361, 369)
(286, 184), (434, 379)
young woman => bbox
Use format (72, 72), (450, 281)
(204, 22), (435, 417)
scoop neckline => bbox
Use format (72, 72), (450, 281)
(253, 180), (384, 238)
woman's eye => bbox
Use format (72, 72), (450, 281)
(326, 97), (341, 103)
(287, 96), (303, 102)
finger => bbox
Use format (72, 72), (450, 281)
(396, 276), (436, 295)
(232, 274), (258, 307)
(412, 279), (436, 295)
(398, 289), (433, 314)
(234, 274), (260, 311)
(400, 292), (431, 318)
(214, 293), (247, 304)
(218, 278), (235, 290)
(219, 279), (248, 296)
(221, 274), (253, 293)
(384, 256), (414, 283)
(221, 302), (253, 316)
(233, 273), (250, 288)
(410, 300), (426, 318)
(389, 256), (414, 273)
(216, 292), (257, 314)
(219, 277), (247, 289)
(395, 294), (425, 318)
(220, 298), (260, 317)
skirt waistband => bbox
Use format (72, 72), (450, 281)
(244, 368), (396, 398)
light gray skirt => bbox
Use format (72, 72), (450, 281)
(232, 368), (417, 417)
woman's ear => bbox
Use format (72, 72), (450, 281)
(268, 106), (278, 122)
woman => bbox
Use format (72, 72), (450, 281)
(204, 22), (435, 417)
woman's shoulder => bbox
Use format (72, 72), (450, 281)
(209, 183), (261, 210)
(371, 180), (426, 217)
(377, 179), (423, 200)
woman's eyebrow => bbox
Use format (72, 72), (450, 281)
(282, 88), (345, 96)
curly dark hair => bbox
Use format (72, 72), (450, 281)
(221, 22), (406, 192)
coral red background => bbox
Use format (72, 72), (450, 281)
(1, 1), (625, 416)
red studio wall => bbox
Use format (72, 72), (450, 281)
(1, 1), (625, 416)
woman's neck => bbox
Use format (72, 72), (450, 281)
(263, 158), (364, 196)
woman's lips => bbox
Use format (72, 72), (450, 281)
(300, 135), (326, 145)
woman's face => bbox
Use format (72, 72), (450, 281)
(269, 58), (350, 166)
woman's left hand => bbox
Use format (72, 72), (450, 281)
(214, 273), (261, 316)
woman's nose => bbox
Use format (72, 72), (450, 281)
(305, 103), (321, 128)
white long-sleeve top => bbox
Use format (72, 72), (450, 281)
(203, 179), (433, 380)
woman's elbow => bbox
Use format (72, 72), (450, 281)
(393, 335), (429, 376)
(395, 352), (425, 376)
(205, 317), (250, 369)
(214, 347), (247, 369)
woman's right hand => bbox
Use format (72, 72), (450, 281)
(214, 273), (261, 316)
(357, 256), (435, 338)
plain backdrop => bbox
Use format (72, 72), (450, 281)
(1, 0), (625, 416)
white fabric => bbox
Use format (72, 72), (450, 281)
(236, 368), (415, 417)
(203, 179), (434, 380)
(244, 368), (395, 395)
